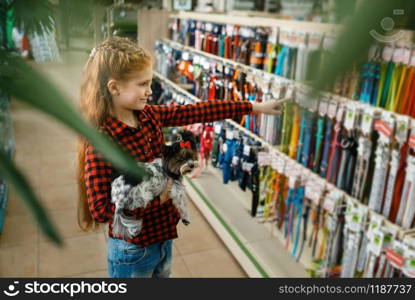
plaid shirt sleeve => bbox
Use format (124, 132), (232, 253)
(84, 144), (145, 222)
(151, 100), (253, 127)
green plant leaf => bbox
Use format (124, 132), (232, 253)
(0, 148), (62, 245)
(313, 0), (413, 91)
(0, 50), (147, 179)
(0, 50), (149, 244)
(11, 0), (56, 36)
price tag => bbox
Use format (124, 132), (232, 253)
(395, 115), (410, 145)
(368, 229), (384, 256)
(216, 63), (223, 73)
(300, 169), (311, 186)
(280, 29), (289, 46)
(309, 96), (319, 113)
(344, 104), (358, 131)
(214, 124), (222, 134)
(203, 61), (210, 71)
(305, 174), (325, 205)
(327, 99), (338, 119)
(309, 32), (323, 51)
(346, 205), (361, 232)
(243, 162), (254, 172)
(305, 177), (316, 201)
(288, 175), (299, 189)
(367, 215), (383, 241)
(232, 156), (239, 166)
(318, 98), (329, 117)
(233, 130), (239, 139)
(410, 124), (415, 149)
(297, 31), (307, 48)
(313, 177), (326, 204)
(286, 84), (295, 99)
(182, 52), (190, 60)
(287, 163), (302, 189)
(383, 45), (394, 62)
(290, 31), (299, 48)
(270, 152), (278, 171)
(361, 107), (375, 135)
(222, 143), (228, 153)
(368, 45), (378, 61)
(271, 83), (282, 99)
(260, 75), (272, 94)
(246, 72), (254, 84)
(374, 113), (395, 143)
(226, 25), (234, 36)
(274, 153), (286, 174)
(392, 47), (404, 63)
(327, 215), (337, 232)
(257, 151), (271, 167)
(346, 199), (367, 232)
(386, 241), (405, 269)
(403, 235), (415, 250)
(403, 48), (411, 65)
(403, 248), (415, 278)
(270, 27), (279, 44)
(323, 189), (343, 215)
(193, 55), (200, 64)
(382, 227), (397, 250)
(226, 129), (234, 140)
(335, 102), (345, 123)
(243, 145), (251, 156)
(205, 22), (213, 32)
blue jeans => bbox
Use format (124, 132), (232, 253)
(107, 238), (173, 278)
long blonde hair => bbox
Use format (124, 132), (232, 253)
(77, 37), (153, 231)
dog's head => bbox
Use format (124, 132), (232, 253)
(162, 130), (199, 178)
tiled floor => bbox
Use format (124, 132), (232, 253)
(0, 48), (247, 278)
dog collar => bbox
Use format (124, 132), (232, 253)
(162, 164), (181, 181)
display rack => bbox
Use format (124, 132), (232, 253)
(170, 11), (414, 43)
(158, 38), (415, 126)
(154, 71), (413, 277)
(155, 11), (415, 278)
(154, 71), (404, 235)
(171, 11), (339, 35)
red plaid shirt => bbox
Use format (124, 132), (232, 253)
(85, 100), (253, 247)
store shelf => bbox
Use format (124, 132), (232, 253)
(171, 11), (339, 35)
(158, 38), (415, 125)
(184, 167), (309, 277)
(171, 11), (414, 44)
(153, 71), (407, 239)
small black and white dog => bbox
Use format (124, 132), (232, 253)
(110, 130), (199, 239)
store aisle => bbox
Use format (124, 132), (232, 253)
(0, 49), (247, 278)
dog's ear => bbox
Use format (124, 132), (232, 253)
(163, 144), (173, 158)
(111, 167), (142, 186)
(111, 168), (122, 182)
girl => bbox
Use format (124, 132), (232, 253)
(77, 36), (288, 278)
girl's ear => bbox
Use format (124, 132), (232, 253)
(107, 79), (120, 96)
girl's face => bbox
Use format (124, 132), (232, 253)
(110, 66), (153, 111)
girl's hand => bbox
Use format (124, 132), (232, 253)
(160, 178), (174, 205)
(251, 98), (292, 115)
